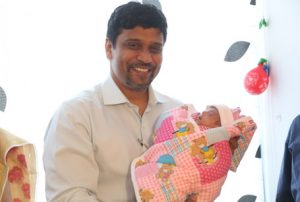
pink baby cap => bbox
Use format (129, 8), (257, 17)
(208, 105), (242, 126)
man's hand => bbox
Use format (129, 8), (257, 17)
(229, 136), (240, 154)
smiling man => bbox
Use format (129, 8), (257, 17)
(43, 2), (181, 202)
(105, 26), (165, 115)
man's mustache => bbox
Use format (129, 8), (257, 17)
(129, 62), (155, 69)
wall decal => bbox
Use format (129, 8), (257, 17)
(0, 86), (7, 112)
(142, 0), (162, 10)
(238, 194), (257, 202)
(244, 58), (270, 95)
(259, 18), (268, 29)
(250, 0), (256, 6)
(224, 41), (250, 62)
(255, 145), (261, 158)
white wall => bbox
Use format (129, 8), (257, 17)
(1, 0), (264, 201)
(262, 0), (300, 201)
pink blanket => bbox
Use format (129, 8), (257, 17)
(131, 105), (256, 202)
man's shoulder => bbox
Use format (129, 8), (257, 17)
(60, 84), (103, 112)
(153, 90), (182, 105)
(287, 114), (300, 143)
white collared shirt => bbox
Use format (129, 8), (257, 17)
(43, 76), (181, 202)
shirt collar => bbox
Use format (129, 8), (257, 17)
(102, 76), (167, 106)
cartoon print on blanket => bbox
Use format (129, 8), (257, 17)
(131, 105), (257, 202)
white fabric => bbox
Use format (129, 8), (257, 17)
(43, 76), (181, 202)
(208, 105), (234, 126)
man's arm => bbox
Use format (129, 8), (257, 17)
(43, 103), (100, 202)
(277, 115), (300, 202)
(204, 117), (251, 146)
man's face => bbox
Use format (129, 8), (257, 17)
(198, 107), (221, 128)
(105, 26), (164, 92)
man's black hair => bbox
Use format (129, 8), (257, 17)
(106, 1), (167, 47)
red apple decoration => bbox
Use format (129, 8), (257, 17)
(244, 61), (269, 95)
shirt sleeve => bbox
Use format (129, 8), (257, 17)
(43, 102), (101, 202)
(276, 115), (300, 202)
(204, 127), (231, 145)
(203, 116), (257, 146)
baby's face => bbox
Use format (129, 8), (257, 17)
(196, 107), (221, 128)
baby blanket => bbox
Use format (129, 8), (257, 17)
(131, 105), (256, 202)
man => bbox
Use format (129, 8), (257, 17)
(276, 115), (300, 202)
(43, 2), (181, 201)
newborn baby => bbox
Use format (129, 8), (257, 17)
(131, 104), (257, 202)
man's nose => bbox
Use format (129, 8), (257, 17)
(137, 49), (152, 63)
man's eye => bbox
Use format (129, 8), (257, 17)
(126, 42), (140, 50)
(150, 46), (162, 54)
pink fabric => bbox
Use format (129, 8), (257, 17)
(0, 128), (36, 202)
(131, 106), (257, 202)
(154, 115), (175, 144)
(230, 118), (256, 171)
(193, 141), (231, 184)
(6, 147), (33, 202)
(132, 135), (230, 202)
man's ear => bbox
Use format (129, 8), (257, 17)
(105, 39), (113, 59)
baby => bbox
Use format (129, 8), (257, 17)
(131, 104), (257, 202)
